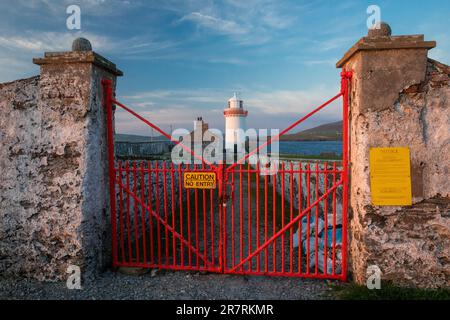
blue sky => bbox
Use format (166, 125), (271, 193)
(0, 0), (449, 135)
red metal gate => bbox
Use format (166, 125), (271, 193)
(102, 71), (352, 281)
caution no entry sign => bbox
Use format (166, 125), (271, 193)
(184, 172), (217, 189)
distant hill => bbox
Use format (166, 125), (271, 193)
(115, 133), (168, 143)
(116, 121), (343, 143)
(280, 121), (342, 141)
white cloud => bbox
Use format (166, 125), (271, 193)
(245, 87), (341, 117)
(172, 0), (299, 46)
(207, 58), (248, 65)
(1, 0), (139, 17)
(0, 32), (109, 53)
(179, 12), (248, 35)
(115, 84), (342, 135)
(0, 31), (175, 55)
(0, 31), (111, 81)
(311, 36), (356, 52)
(302, 59), (338, 66)
(0, 56), (37, 83)
(0, 30), (178, 81)
(428, 34), (450, 65)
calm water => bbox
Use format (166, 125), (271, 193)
(277, 141), (343, 155)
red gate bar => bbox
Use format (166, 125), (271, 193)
(341, 70), (352, 281)
(227, 178), (343, 275)
(102, 79), (118, 268)
(102, 72), (351, 280)
(114, 163), (219, 271)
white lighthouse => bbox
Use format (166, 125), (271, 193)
(224, 93), (248, 152)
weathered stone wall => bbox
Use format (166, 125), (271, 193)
(115, 160), (180, 224)
(0, 45), (122, 281)
(267, 161), (344, 273)
(0, 76), (43, 278)
(337, 27), (450, 288)
(269, 161), (343, 226)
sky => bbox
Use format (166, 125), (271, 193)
(0, 0), (449, 136)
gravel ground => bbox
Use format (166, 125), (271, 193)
(0, 270), (337, 300)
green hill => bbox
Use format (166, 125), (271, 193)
(280, 121), (342, 141)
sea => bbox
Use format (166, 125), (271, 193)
(277, 141), (343, 156)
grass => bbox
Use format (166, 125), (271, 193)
(330, 282), (450, 300)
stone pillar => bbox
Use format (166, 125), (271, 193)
(337, 24), (450, 288)
(0, 38), (122, 281)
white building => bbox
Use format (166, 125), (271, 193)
(185, 117), (221, 149)
(224, 93), (248, 152)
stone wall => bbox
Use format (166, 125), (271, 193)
(0, 76), (43, 278)
(270, 161), (343, 226)
(0, 42), (122, 281)
(115, 160), (180, 228)
(337, 25), (450, 288)
(268, 160), (344, 273)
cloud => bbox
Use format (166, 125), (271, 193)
(122, 88), (227, 110)
(0, 31), (110, 82)
(0, 0), (140, 17)
(179, 12), (248, 35)
(0, 30), (178, 81)
(428, 34), (450, 65)
(241, 87), (343, 134)
(172, 0), (300, 46)
(0, 30), (175, 55)
(0, 0), (347, 83)
(206, 58), (248, 65)
(115, 84), (342, 135)
(0, 56), (37, 83)
(294, 58), (338, 67)
(311, 36), (356, 52)
(0, 32), (107, 53)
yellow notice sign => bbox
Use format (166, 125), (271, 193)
(184, 172), (217, 189)
(370, 147), (412, 206)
